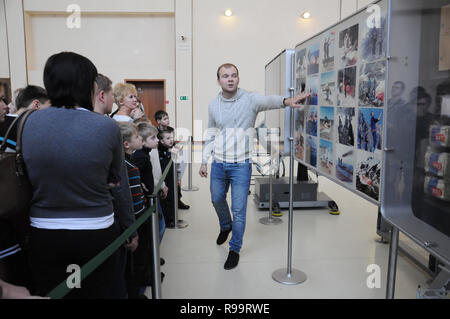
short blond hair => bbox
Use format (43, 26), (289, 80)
(113, 82), (137, 105)
(133, 117), (150, 125)
(118, 121), (137, 143)
(137, 122), (158, 141)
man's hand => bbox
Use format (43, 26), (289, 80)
(130, 108), (145, 120)
(284, 92), (311, 108)
(0, 279), (49, 299)
(108, 182), (120, 189)
(199, 164), (208, 178)
(124, 235), (139, 252)
(161, 185), (168, 199)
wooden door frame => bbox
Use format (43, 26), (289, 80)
(124, 79), (166, 111)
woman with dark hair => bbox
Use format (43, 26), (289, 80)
(22, 52), (123, 298)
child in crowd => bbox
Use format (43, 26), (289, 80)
(155, 110), (171, 132)
(158, 128), (175, 227)
(118, 122), (151, 299)
(133, 118), (169, 240)
(155, 110), (190, 210)
(158, 127), (184, 228)
(132, 122), (167, 246)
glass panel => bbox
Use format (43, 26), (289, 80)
(387, 0), (450, 236)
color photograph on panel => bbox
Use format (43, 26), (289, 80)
(360, 14), (386, 63)
(356, 151), (381, 201)
(306, 75), (319, 105)
(335, 144), (354, 185)
(320, 71), (336, 106)
(296, 48), (307, 80)
(337, 66), (357, 107)
(320, 106), (335, 141)
(296, 76), (307, 95)
(357, 108), (383, 154)
(322, 30), (336, 72)
(359, 61), (386, 107)
(336, 107), (355, 146)
(295, 108), (305, 134)
(306, 135), (317, 167)
(306, 105), (318, 137)
(339, 24), (359, 68)
(319, 139), (334, 176)
(307, 43), (320, 75)
(295, 131), (305, 161)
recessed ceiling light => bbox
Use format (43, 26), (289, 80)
(301, 10), (311, 19)
(224, 9), (233, 17)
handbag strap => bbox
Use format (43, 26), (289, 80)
(15, 109), (36, 155)
(0, 115), (22, 152)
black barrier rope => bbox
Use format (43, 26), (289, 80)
(46, 158), (173, 299)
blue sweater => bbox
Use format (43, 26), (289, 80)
(22, 107), (124, 230)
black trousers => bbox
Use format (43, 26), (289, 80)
(28, 225), (118, 299)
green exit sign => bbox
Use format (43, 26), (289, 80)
(180, 96), (189, 101)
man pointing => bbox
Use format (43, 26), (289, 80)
(199, 63), (309, 270)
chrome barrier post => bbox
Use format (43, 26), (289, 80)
(149, 195), (162, 299)
(272, 89), (307, 285)
(259, 160), (282, 225)
(386, 226), (399, 299)
(182, 136), (199, 192)
(172, 152), (188, 229)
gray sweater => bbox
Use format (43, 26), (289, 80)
(22, 107), (124, 230)
(202, 89), (285, 163)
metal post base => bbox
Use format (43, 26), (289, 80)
(182, 186), (199, 192)
(259, 216), (282, 225)
(176, 220), (189, 229)
(166, 219), (189, 229)
(272, 268), (307, 285)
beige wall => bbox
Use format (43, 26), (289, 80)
(0, 0), (9, 78)
(23, 0), (174, 13)
(2, 0), (372, 139)
(192, 0), (345, 138)
(25, 13), (176, 121)
(3, 0), (27, 92)
(358, 0), (377, 9)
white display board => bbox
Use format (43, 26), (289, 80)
(293, 0), (388, 204)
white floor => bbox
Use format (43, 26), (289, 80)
(152, 162), (431, 299)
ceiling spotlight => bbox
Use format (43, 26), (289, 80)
(224, 9), (233, 17)
(301, 10), (311, 19)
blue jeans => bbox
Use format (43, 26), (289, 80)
(210, 160), (252, 253)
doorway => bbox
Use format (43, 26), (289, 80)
(125, 79), (165, 127)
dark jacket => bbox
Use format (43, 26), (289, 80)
(131, 146), (154, 196)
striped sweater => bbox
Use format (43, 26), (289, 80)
(125, 153), (146, 215)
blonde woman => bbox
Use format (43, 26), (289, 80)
(112, 83), (144, 122)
